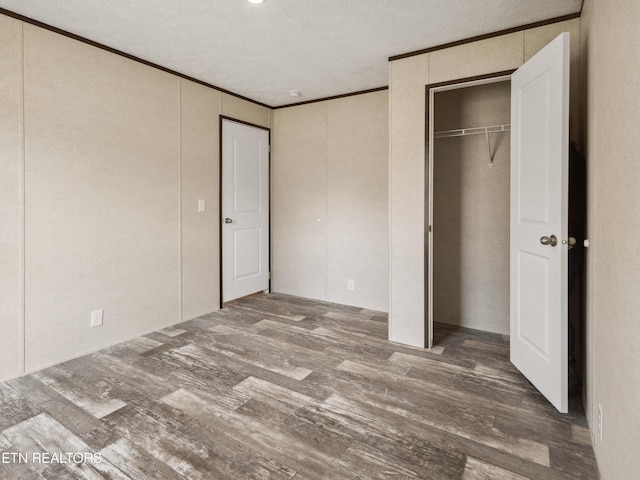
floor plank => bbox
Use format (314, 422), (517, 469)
(0, 292), (599, 479)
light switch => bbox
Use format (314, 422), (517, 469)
(198, 200), (206, 212)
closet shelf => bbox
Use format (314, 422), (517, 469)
(433, 124), (510, 139)
(434, 123), (510, 166)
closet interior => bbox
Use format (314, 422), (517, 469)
(429, 79), (512, 342)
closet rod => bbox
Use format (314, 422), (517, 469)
(433, 124), (510, 139)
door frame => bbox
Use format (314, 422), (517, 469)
(424, 70), (515, 348)
(219, 116), (271, 308)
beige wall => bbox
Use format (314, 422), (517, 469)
(326, 94), (389, 311)
(221, 92), (270, 129)
(0, 14), (270, 380)
(0, 15), (23, 381)
(23, 25), (181, 371)
(580, 0), (596, 442)
(433, 82), (511, 334)
(180, 81), (221, 321)
(272, 103), (328, 300)
(272, 91), (389, 311)
(581, 1), (640, 478)
(388, 18), (580, 347)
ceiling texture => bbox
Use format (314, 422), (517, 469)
(0, 0), (583, 107)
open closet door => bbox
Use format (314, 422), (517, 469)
(510, 32), (570, 413)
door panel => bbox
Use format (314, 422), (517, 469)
(234, 228), (261, 279)
(510, 32), (570, 413)
(518, 74), (551, 224)
(517, 251), (550, 356)
(222, 119), (270, 303)
(234, 139), (261, 213)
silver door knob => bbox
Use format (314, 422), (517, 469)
(224, 218), (233, 224)
(562, 237), (577, 246)
(540, 235), (558, 246)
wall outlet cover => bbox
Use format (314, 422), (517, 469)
(91, 309), (103, 327)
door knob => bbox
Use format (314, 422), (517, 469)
(540, 235), (558, 246)
(562, 237), (577, 246)
(224, 218), (233, 224)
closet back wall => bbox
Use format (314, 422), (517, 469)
(433, 82), (511, 334)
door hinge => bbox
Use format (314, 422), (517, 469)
(268, 272), (271, 279)
(268, 145), (271, 153)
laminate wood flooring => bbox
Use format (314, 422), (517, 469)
(0, 293), (599, 479)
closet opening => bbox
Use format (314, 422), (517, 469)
(426, 75), (512, 348)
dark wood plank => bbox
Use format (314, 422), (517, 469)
(0, 293), (599, 479)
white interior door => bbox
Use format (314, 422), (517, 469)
(222, 119), (270, 303)
(510, 32), (570, 413)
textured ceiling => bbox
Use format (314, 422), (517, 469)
(0, 0), (582, 107)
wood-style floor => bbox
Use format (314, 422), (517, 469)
(0, 293), (599, 479)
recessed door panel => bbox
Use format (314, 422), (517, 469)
(518, 74), (551, 224)
(234, 228), (261, 280)
(234, 139), (261, 214)
(517, 251), (550, 358)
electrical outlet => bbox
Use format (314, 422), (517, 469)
(91, 309), (103, 328)
(348, 279), (355, 291)
(198, 199), (206, 212)
(598, 404), (603, 442)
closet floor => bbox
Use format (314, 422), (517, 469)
(0, 293), (599, 479)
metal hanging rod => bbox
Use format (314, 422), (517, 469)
(432, 124), (510, 138)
